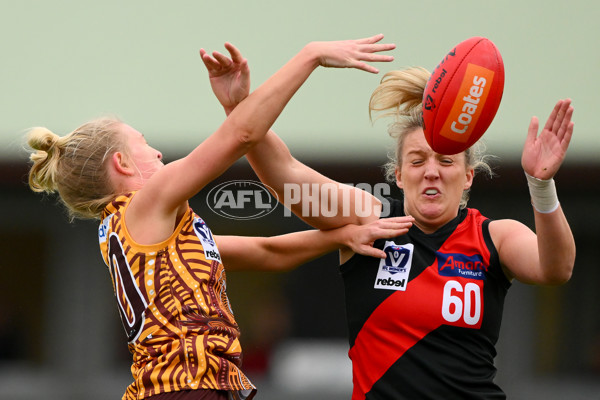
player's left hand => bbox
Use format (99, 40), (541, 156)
(200, 42), (250, 113)
(342, 216), (414, 259)
(521, 98), (574, 180)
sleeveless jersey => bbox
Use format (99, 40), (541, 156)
(98, 193), (256, 400)
(341, 198), (511, 400)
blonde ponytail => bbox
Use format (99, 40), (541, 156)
(369, 67), (430, 123)
(26, 117), (125, 220)
(27, 127), (64, 193)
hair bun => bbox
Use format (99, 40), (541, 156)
(27, 127), (60, 153)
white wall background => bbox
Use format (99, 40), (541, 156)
(1, 0), (598, 162)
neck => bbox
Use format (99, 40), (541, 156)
(403, 205), (459, 235)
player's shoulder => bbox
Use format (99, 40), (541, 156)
(102, 192), (135, 217)
(487, 218), (532, 246)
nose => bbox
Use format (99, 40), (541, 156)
(157, 151), (163, 160)
(423, 160), (440, 179)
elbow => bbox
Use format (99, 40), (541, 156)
(227, 106), (272, 150)
(545, 271), (572, 286)
(543, 260), (575, 286)
(235, 127), (259, 150)
(539, 243), (576, 286)
(223, 114), (265, 152)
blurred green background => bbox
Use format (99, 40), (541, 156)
(1, 0), (598, 162)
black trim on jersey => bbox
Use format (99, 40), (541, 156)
(479, 218), (511, 344)
(482, 218), (510, 289)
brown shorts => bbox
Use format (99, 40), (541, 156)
(146, 389), (228, 400)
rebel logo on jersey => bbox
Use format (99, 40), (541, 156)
(193, 217), (222, 263)
(374, 242), (414, 291)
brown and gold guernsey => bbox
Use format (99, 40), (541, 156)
(98, 193), (255, 400)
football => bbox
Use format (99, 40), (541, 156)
(422, 37), (504, 155)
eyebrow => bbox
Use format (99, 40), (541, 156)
(405, 148), (428, 157)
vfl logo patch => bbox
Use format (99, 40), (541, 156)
(193, 217), (222, 263)
(437, 252), (487, 280)
(374, 241), (414, 291)
(98, 214), (113, 245)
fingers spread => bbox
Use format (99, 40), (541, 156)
(354, 62), (379, 74)
(355, 33), (385, 45)
(361, 43), (397, 54)
(359, 245), (387, 259)
(526, 116), (539, 143)
(551, 99), (571, 133)
(556, 103), (574, 142)
(224, 42), (244, 63)
(200, 50), (221, 71)
(212, 51), (232, 68)
(560, 121), (574, 151)
(359, 53), (395, 63)
(543, 99), (563, 132)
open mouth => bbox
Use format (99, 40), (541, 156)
(424, 188), (439, 196)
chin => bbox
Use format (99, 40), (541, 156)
(418, 207), (451, 223)
(418, 204), (444, 216)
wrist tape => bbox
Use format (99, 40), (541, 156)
(525, 172), (559, 213)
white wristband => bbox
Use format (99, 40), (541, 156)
(525, 172), (559, 213)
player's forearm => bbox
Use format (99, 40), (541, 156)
(534, 207), (575, 285)
(247, 131), (382, 230)
(260, 228), (351, 271)
(246, 130), (296, 192)
(525, 173), (575, 284)
(219, 229), (348, 272)
(224, 46), (319, 146)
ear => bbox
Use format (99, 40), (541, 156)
(111, 152), (135, 176)
(464, 168), (474, 190)
(395, 165), (403, 189)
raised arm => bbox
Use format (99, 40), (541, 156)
(202, 40), (391, 230)
(490, 99), (575, 285)
(248, 131), (384, 230)
(128, 35), (395, 243)
(216, 216), (413, 271)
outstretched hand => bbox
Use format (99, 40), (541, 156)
(521, 99), (574, 180)
(310, 33), (395, 74)
(199, 42), (250, 112)
(342, 216), (414, 258)
(199, 34), (394, 113)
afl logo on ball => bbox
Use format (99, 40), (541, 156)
(207, 180), (279, 220)
(424, 94), (436, 111)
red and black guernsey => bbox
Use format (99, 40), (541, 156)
(341, 198), (511, 400)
